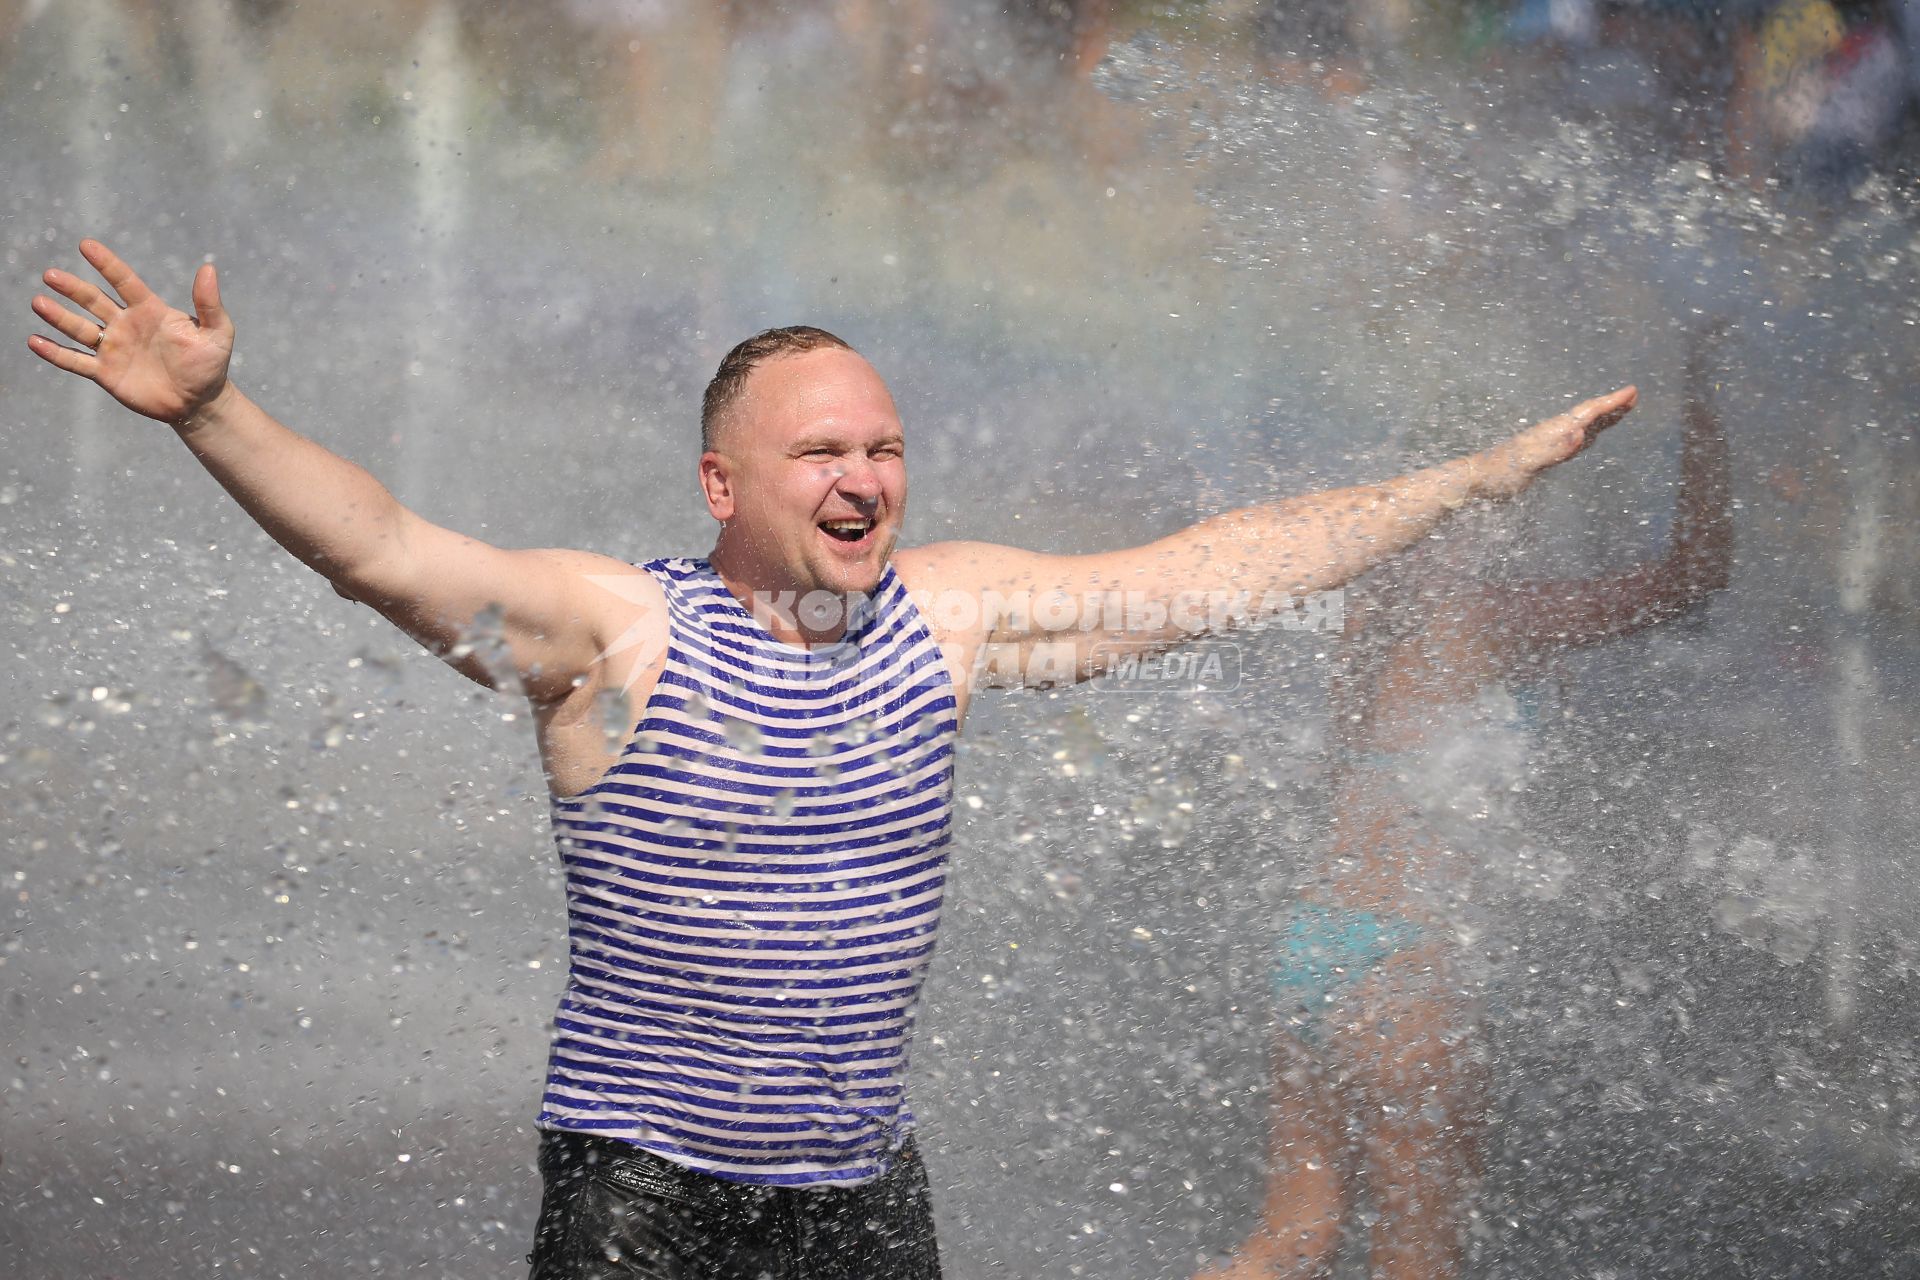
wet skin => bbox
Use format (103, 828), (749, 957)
(700, 347), (909, 642)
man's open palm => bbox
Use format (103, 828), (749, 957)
(28, 240), (234, 425)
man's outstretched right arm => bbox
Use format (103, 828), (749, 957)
(28, 240), (637, 701)
(169, 384), (628, 698)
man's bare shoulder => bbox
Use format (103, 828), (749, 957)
(510, 548), (667, 630)
(524, 551), (670, 692)
(892, 541), (1032, 595)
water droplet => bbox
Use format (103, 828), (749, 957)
(202, 643), (266, 720)
(723, 717), (764, 756)
(595, 687), (631, 748)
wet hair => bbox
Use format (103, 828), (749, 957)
(701, 326), (856, 451)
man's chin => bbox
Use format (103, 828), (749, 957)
(825, 565), (885, 598)
(812, 556), (888, 600)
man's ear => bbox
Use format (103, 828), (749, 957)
(699, 452), (735, 521)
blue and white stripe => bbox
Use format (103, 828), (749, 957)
(538, 556), (958, 1186)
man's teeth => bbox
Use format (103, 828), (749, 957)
(822, 520), (870, 532)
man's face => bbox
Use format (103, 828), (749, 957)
(700, 347), (908, 602)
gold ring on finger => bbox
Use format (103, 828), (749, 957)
(91, 327), (106, 349)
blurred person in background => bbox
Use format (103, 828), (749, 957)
(1506, 0), (1599, 45)
(1727, 0), (1912, 191)
(1255, 0), (1373, 97)
(1004, 0), (1149, 164)
(1196, 326), (1731, 1280)
(564, 0), (737, 181)
(0, 0), (31, 65)
(1006, 0), (1115, 80)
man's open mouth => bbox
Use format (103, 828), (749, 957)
(819, 518), (874, 544)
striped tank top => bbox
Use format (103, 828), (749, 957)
(539, 556), (959, 1186)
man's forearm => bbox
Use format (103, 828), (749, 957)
(1173, 387), (1637, 605)
(1178, 455), (1480, 600)
(174, 384), (410, 592)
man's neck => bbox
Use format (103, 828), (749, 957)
(707, 547), (856, 648)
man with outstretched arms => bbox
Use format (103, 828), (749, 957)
(29, 240), (1637, 1280)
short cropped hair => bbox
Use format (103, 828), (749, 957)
(701, 326), (856, 451)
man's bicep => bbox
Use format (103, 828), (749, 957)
(901, 540), (1141, 641)
(900, 538), (1195, 676)
(348, 518), (637, 695)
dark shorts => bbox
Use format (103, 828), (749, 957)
(526, 1131), (942, 1280)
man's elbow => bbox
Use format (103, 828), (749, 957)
(328, 571), (396, 607)
(328, 566), (385, 607)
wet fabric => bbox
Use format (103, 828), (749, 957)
(540, 557), (959, 1186)
(1271, 901), (1427, 1045)
(527, 1129), (942, 1280)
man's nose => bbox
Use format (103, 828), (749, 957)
(834, 459), (882, 504)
